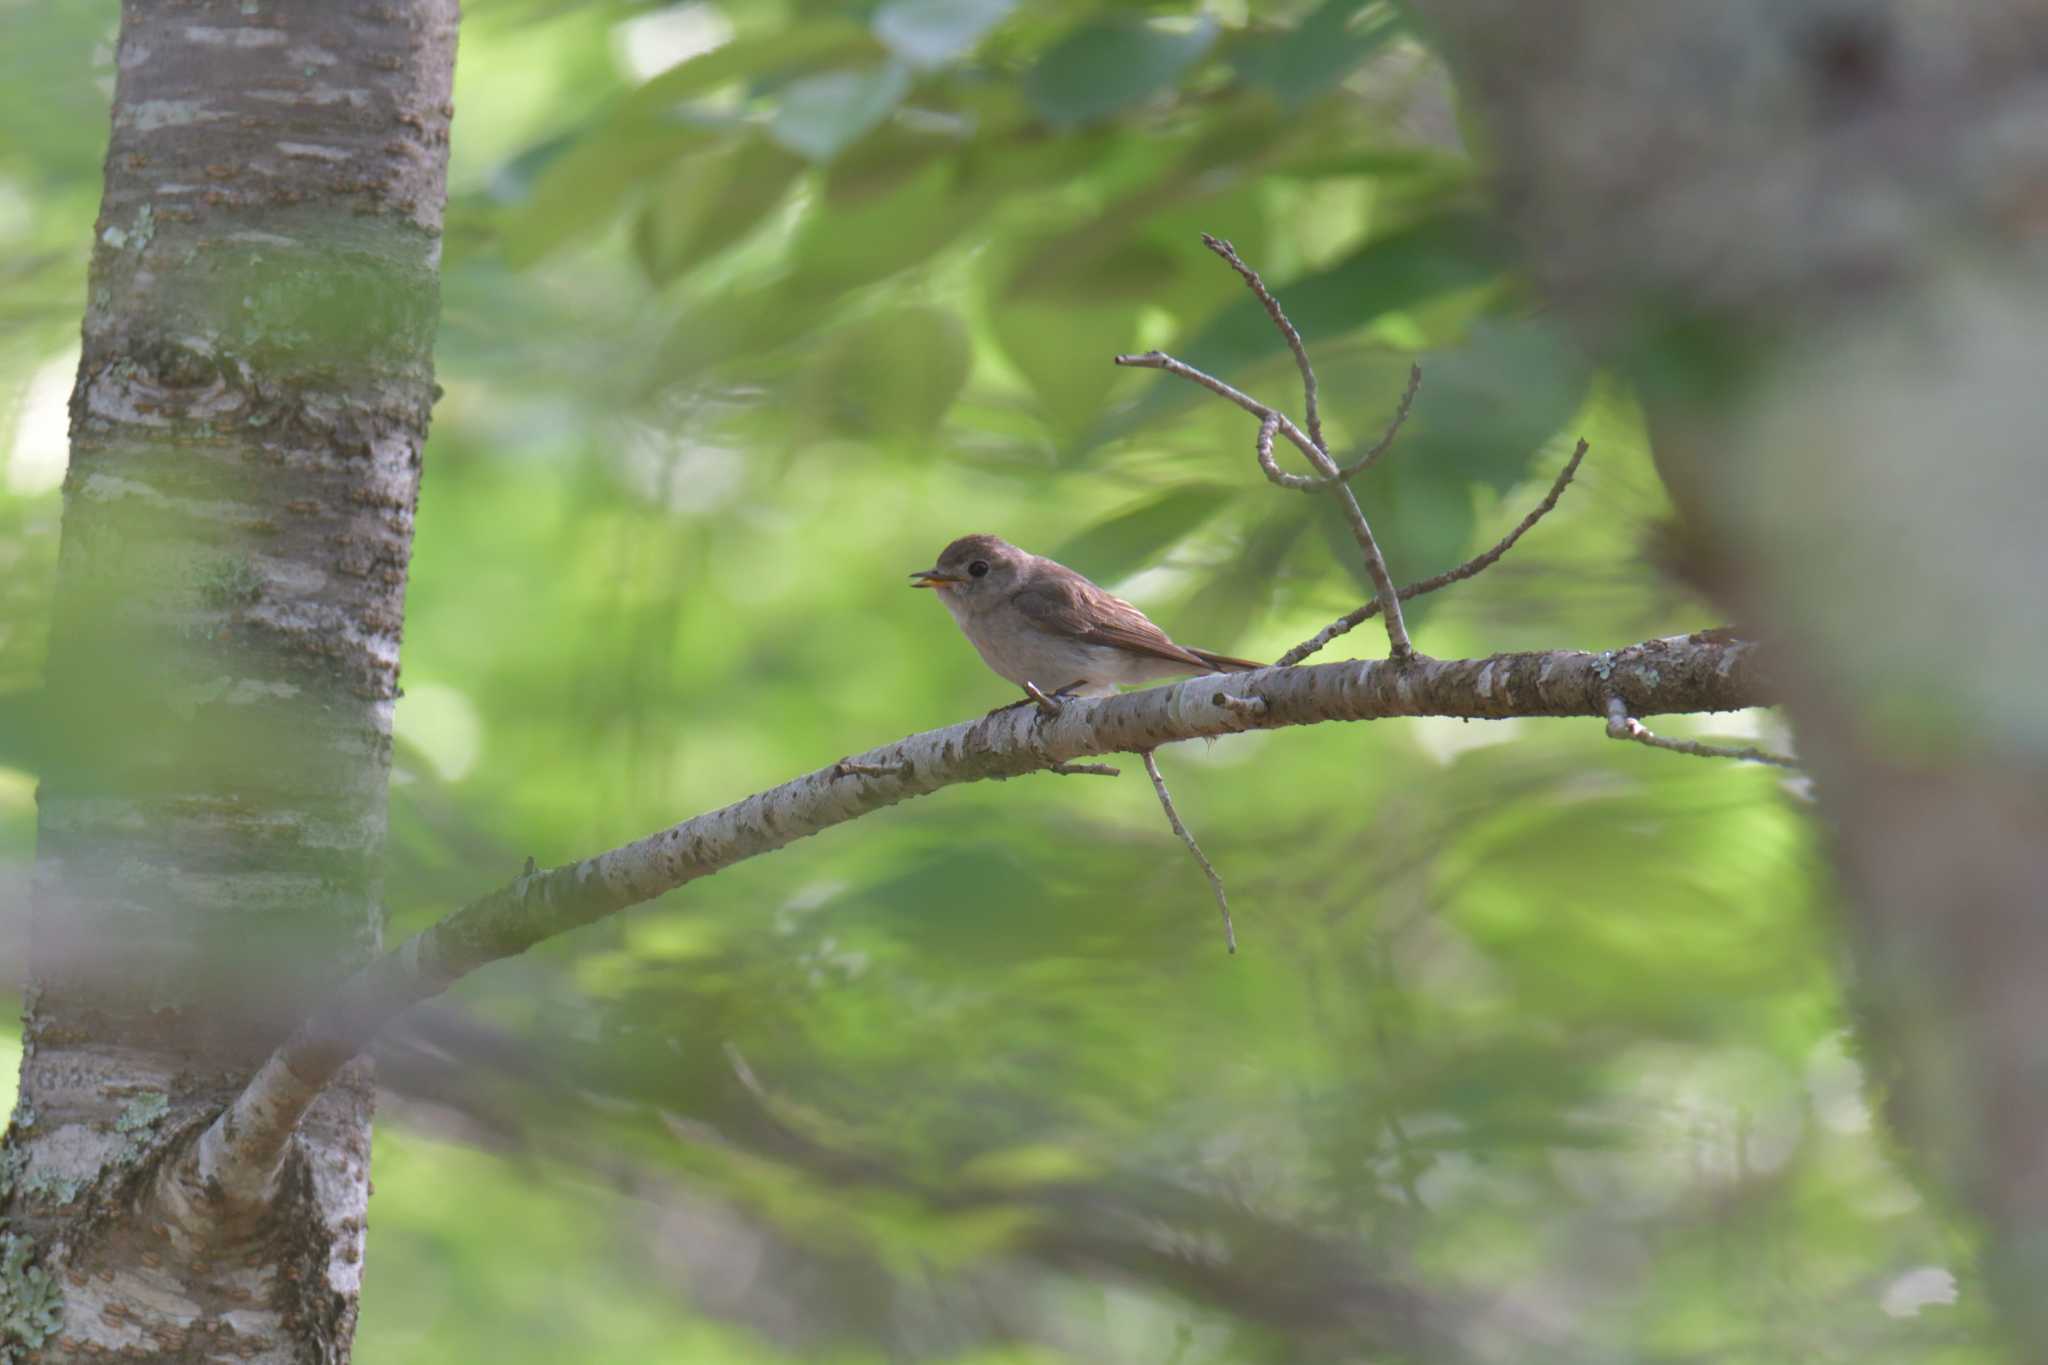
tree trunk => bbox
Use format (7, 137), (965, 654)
(1407, 0), (2048, 1349)
(2, 2), (455, 1361)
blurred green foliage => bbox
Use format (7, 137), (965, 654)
(0, 0), (1991, 1361)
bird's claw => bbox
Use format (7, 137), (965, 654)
(986, 680), (1083, 717)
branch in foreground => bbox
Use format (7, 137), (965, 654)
(1141, 750), (1236, 953)
(1604, 695), (1798, 768)
(1278, 439), (1589, 668)
(177, 632), (1773, 1204)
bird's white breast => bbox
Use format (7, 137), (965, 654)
(938, 589), (1187, 696)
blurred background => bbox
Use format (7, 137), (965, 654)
(0, 1), (1981, 1361)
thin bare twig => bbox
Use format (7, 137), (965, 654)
(185, 635), (1769, 1203)
(1604, 696), (1799, 768)
(1195, 237), (1411, 656)
(1254, 411), (1305, 489)
(1203, 231), (1325, 453)
(1115, 350), (1326, 471)
(1325, 363), (1422, 484)
(1049, 761), (1120, 777)
(1142, 749), (1237, 954)
(1278, 439), (1590, 667)
(1114, 240), (1415, 659)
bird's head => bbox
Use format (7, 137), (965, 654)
(909, 534), (1028, 602)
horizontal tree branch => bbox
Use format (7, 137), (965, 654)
(177, 631), (1773, 1202)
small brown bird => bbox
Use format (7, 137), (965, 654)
(910, 534), (1263, 699)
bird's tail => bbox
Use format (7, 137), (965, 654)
(1188, 648), (1264, 672)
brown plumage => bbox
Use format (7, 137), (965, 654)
(910, 534), (1262, 697)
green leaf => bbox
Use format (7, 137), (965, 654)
(1052, 485), (1238, 585)
(809, 306), (972, 440)
(1102, 208), (1505, 441)
(1236, 1), (1404, 109)
(501, 117), (720, 267)
(621, 22), (879, 118)
(822, 125), (958, 204)
(790, 158), (989, 291)
(874, 0), (1017, 69)
(1399, 319), (1593, 495)
(990, 298), (1140, 441)
(1177, 506), (1311, 652)
(1024, 16), (1217, 128)
(653, 279), (836, 383)
(770, 63), (913, 162)
(631, 138), (808, 284)
(1327, 461), (1476, 608)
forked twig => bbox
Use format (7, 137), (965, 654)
(1324, 363), (1422, 484)
(1114, 236), (1415, 659)
(1604, 696), (1798, 768)
(1142, 749), (1237, 953)
(1203, 230), (1327, 453)
(1278, 439), (1590, 667)
(1118, 349), (1320, 457)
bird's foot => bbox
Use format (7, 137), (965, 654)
(987, 680), (1086, 717)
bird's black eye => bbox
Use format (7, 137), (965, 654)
(968, 560), (990, 578)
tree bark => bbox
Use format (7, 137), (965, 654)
(2, 3), (455, 1361)
(1406, 0), (2048, 1349)
(193, 630), (1773, 1183)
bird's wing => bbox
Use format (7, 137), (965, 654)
(1011, 576), (1215, 669)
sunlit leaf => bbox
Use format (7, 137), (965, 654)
(621, 21), (879, 116)
(631, 138), (808, 284)
(769, 62), (913, 162)
(989, 298), (1140, 440)
(822, 124), (959, 204)
(501, 118), (721, 267)
(873, 0), (1017, 69)
(790, 158), (991, 291)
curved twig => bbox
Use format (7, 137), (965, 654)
(1202, 231), (1326, 454)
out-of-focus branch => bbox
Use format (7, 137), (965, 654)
(172, 632), (1773, 1202)
(1604, 696), (1798, 768)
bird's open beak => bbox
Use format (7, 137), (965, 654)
(909, 569), (962, 589)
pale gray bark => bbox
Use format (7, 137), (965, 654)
(2, 2), (455, 1362)
(1406, 0), (2048, 1347)
(0, 4), (1804, 1361)
(190, 631), (1772, 1200)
